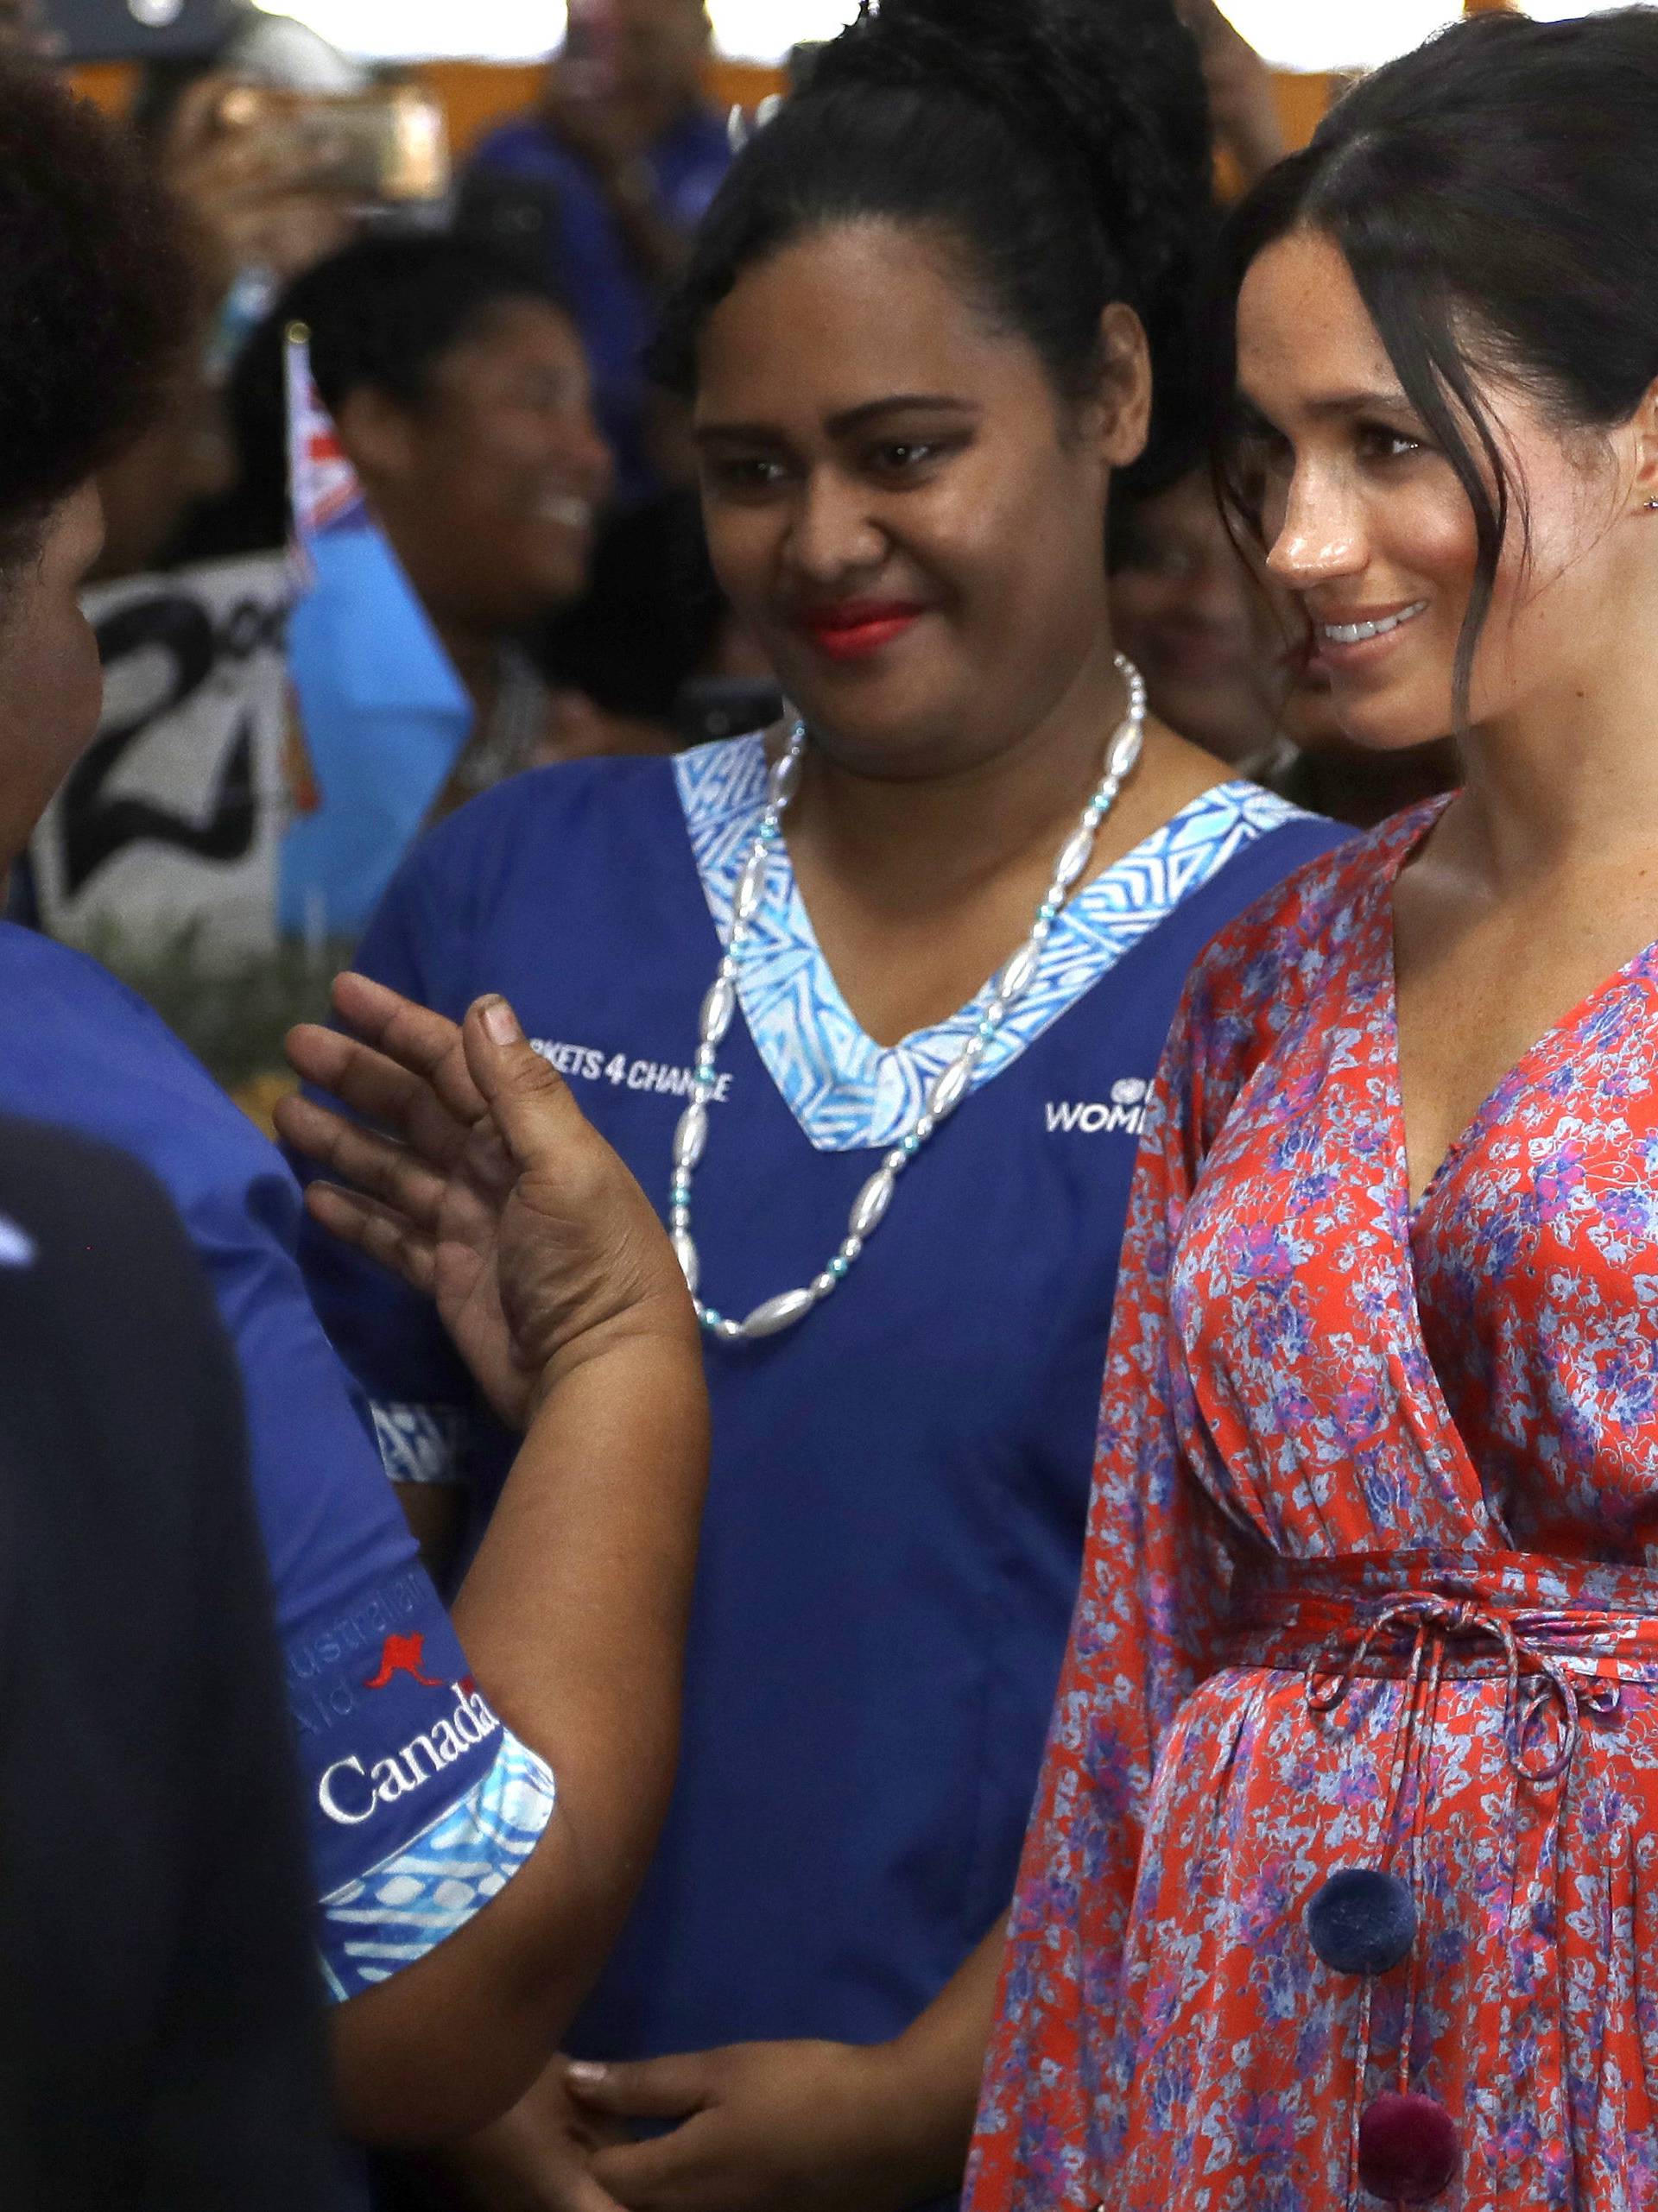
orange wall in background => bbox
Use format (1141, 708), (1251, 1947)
(68, 60), (131, 114)
(70, 55), (1333, 159)
(69, 54), (790, 149)
(410, 60), (541, 152)
(1274, 70), (1333, 149)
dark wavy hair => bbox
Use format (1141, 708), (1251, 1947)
(653, 0), (1216, 497)
(1214, 7), (1658, 726)
(0, 63), (194, 571)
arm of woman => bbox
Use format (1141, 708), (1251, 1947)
(280, 988), (710, 2145)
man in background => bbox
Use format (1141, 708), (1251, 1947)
(464, 0), (732, 506)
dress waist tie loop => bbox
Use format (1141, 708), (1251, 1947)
(1228, 1552), (1653, 2208)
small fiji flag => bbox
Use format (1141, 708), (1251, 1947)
(280, 323), (474, 941)
(284, 322), (370, 584)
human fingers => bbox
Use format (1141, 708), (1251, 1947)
(586, 2114), (732, 2212)
(302, 1181), (437, 1295)
(274, 1090), (447, 1233)
(565, 2053), (713, 2124)
(176, 128), (312, 195)
(332, 971), (491, 1127)
(426, 2129), (630, 2212)
(541, 2168), (631, 2212)
(461, 997), (599, 1176)
(284, 1021), (471, 1173)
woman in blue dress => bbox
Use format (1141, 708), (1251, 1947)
(293, 1), (1346, 2203)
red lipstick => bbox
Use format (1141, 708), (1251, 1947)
(795, 598), (927, 662)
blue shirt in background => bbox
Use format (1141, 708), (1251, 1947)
(466, 105), (732, 505)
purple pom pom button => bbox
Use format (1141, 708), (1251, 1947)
(1357, 2093), (1459, 2203)
(1307, 1868), (1417, 1976)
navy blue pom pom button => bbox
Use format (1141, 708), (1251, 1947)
(1357, 2092), (1459, 2203)
(1306, 1868), (1418, 1976)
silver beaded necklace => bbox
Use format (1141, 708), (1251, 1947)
(669, 654), (1149, 1343)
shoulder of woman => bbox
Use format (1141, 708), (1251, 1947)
(1181, 817), (1389, 1045)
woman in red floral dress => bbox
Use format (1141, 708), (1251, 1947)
(971, 14), (1658, 2210)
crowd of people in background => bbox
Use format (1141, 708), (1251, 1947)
(11, 0), (1658, 2209)
(21, 0), (1459, 1008)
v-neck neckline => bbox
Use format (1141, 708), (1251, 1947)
(1377, 799), (1658, 1229)
(763, 794), (1255, 1065)
(674, 736), (1316, 1153)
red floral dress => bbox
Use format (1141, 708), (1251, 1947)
(969, 805), (1658, 2212)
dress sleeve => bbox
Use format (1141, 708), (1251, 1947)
(965, 964), (1253, 2212)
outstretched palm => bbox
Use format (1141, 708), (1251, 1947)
(280, 976), (689, 1430)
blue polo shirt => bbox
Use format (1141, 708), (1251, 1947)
(300, 739), (1347, 2209)
(0, 922), (554, 2004)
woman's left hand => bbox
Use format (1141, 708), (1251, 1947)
(409, 2062), (632, 2211)
(564, 2040), (938, 2212)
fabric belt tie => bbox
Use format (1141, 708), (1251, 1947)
(1222, 1549), (1658, 2205)
(1303, 1588), (1627, 1783)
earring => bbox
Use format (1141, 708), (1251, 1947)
(1648, 498), (1658, 511)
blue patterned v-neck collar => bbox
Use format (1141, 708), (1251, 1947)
(674, 735), (1309, 1154)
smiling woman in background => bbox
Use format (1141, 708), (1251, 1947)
(1109, 464), (1284, 771)
(185, 236), (628, 936)
(295, 3), (1345, 2204)
(972, 14), (1658, 2209)
(218, 236), (615, 760)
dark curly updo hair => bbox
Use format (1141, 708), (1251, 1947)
(0, 63), (194, 571)
(654, 0), (1216, 496)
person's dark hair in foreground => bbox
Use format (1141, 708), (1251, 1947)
(655, 0), (1215, 500)
(0, 1118), (341, 2212)
(0, 60), (191, 566)
(0, 58), (196, 883)
(0, 55), (708, 2194)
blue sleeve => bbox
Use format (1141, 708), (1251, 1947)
(220, 1162), (554, 2001)
(0, 931), (554, 2000)
(297, 834), (488, 1491)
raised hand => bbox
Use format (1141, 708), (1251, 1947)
(158, 73), (358, 289)
(279, 971), (693, 1430)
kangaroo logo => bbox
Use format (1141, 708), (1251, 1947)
(363, 1632), (445, 1691)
